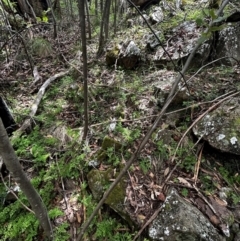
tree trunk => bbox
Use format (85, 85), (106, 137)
(0, 118), (53, 239)
(15, 0), (47, 18)
(3, 0), (58, 19)
(78, 0), (89, 139)
(96, 0), (111, 57)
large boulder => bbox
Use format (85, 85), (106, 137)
(148, 188), (226, 241)
(87, 168), (133, 226)
(215, 22), (240, 66)
(144, 70), (190, 107)
(106, 41), (141, 69)
(149, 21), (211, 68)
(193, 97), (240, 155)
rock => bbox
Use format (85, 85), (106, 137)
(175, 0), (183, 10)
(151, 21), (211, 68)
(94, 136), (124, 163)
(193, 97), (240, 155)
(48, 125), (72, 146)
(144, 31), (163, 51)
(149, 7), (164, 24)
(101, 136), (123, 150)
(106, 44), (121, 66)
(215, 22), (240, 66)
(87, 168), (133, 226)
(87, 168), (114, 201)
(145, 70), (190, 107)
(106, 41), (141, 69)
(148, 188), (225, 241)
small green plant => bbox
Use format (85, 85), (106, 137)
(12, 126), (57, 166)
(180, 154), (196, 172)
(105, 146), (121, 167)
(230, 192), (240, 205)
(29, 37), (53, 58)
(94, 217), (135, 241)
(200, 174), (214, 194)
(0, 204), (39, 241)
(139, 157), (151, 174)
(176, 142), (196, 172)
(115, 123), (141, 144)
(156, 140), (169, 160)
(95, 218), (115, 239)
(54, 223), (70, 241)
(181, 188), (189, 197)
(219, 166), (234, 185)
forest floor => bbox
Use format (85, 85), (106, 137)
(1, 5), (240, 241)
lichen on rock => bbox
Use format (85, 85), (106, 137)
(94, 136), (124, 163)
(149, 188), (226, 241)
(87, 167), (133, 226)
(193, 97), (240, 155)
(106, 41), (141, 69)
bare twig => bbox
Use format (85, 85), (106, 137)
(30, 66), (42, 87)
(0, 173), (34, 214)
(133, 204), (163, 241)
(193, 143), (204, 185)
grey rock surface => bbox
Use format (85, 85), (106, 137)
(193, 97), (240, 155)
(216, 22), (240, 66)
(148, 188), (225, 241)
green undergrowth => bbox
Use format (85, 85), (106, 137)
(3, 64), (238, 240)
(0, 122), (142, 240)
(1, 1), (240, 239)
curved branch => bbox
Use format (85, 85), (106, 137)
(16, 70), (69, 135)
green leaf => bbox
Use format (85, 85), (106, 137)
(208, 25), (224, 32)
(42, 15), (48, 23)
(195, 17), (204, 26)
(49, 208), (63, 218)
(212, 16), (226, 24)
(197, 34), (210, 44)
(209, 9), (217, 20)
(36, 17), (42, 23)
(181, 188), (188, 197)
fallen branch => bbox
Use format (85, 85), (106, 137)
(30, 66), (42, 87)
(133, 204), (163, 241)
(16, 70), (69, 135)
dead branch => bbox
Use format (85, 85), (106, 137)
(30, 66), (42, 87)
(0, 173), (34, 214)
(16, 70), (69, 135)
